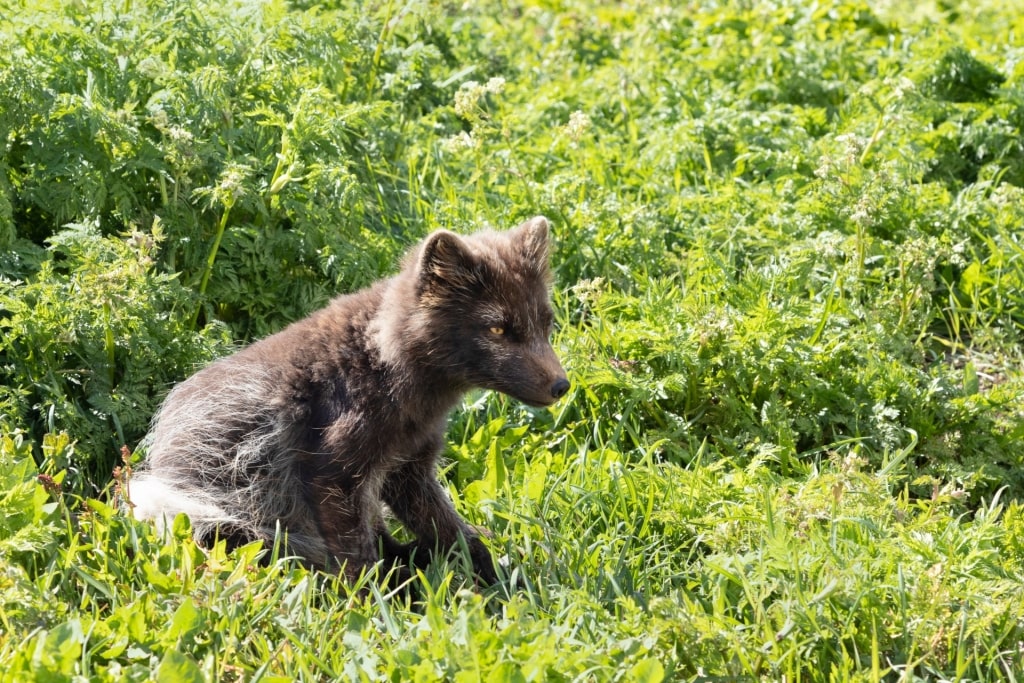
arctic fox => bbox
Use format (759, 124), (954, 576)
(130, 216), (569, 584)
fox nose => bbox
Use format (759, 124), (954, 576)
(550, 378), (570, 399)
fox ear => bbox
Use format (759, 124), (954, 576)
(417, 230), (478, 299)
(513, 215), (551, 265)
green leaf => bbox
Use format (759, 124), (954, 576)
(963, 361), (979, 396)
(488, 662), (527, 683)
(627, 658), (665, 683)
(168, 599), (205, 644)
(34, 620), (85, 679)
(156, 649), (205, 683)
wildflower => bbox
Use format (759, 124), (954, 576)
(217, 164), (250, 205)
(815, 231), (844, 258)
(454, 81), (481, 119)
(441, 131), (478, 153)
(835, 133), (864, 163)
(950, 239), (968, 268)
(814, 155), (833, 180)
(167, 125), (194, 145)
(126, 229), (157, 267)
(840, 452), (866, 473)
(563, 110), (592, 143)
(571, 277), (605, 306)
(454, 78), (507, 123)
(887, 76), (915, 100)
(484, 76), (506, 94)
(849, 195), (873, 226)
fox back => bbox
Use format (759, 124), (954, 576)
(130, 216), (568, 582)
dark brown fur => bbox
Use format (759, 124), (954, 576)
(130, 217), (569, 583)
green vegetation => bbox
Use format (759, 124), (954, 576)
(2, 0), (1023, 679)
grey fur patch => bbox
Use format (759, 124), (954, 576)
(132, 361), (328, 562)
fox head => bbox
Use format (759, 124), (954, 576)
(410, 216), (570, 407)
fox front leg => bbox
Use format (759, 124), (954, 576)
(381, 448), (498, 585)
(303, 471), (386, 581)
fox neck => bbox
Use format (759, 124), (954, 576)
(369, 278), (470, 420)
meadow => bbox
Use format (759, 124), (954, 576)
(2, 0), (1024, 679)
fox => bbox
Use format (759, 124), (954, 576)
(129, 216), (569, 584)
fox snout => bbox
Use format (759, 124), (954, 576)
(533, 373), (570, 406)
(521, 375), (570, 408)
(515, 341), (570, 407)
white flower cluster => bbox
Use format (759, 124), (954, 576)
(571, 277), (605, 307)
(443, 77), (508, 153)
(453, 77), (506, 120)
(440, 130), (479, 153)
(563, 110), (592, 143)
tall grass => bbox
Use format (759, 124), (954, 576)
(2, 0), (1023, 679)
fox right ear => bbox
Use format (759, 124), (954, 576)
(417, 230), (479, 300)
(513, 215), (550, 264)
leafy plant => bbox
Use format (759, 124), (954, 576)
(0, 222), (228, 489)
(1, 0), (1023, 678)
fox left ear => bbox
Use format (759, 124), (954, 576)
(417, 229), (479, 300)
(513, 215), (551, 265)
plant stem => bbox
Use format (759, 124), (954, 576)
(366, 0), (395, 99)
(103, 300), (116, 387)
(191, 203), (232, 330)
(158, 173), (168, 207)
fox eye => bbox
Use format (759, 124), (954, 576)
(489, 326), (505, 336)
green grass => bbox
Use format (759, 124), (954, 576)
(2, 0), (1024, 679)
